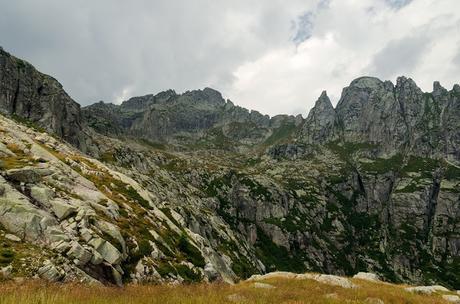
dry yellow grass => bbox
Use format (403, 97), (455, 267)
(0, 277), (455, 304)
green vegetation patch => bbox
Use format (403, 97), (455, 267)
(263, 122), (297, 146)
(401, 156), (440, 177)
(360, 153), (404, 174)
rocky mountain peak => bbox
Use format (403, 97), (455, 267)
(348, 76), (384, 90)
(300, 90), (336, 143)
(432, 81), (448, 98)
(314, 90), (334, 111)
(453, 84), (460, 93)
(182, 87), (225, 105)
(395, 76), (422, 94)
(0, 48), (88, 151)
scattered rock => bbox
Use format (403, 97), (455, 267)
(353, 272), (380, 282)
(0, 265), (13, 278)
(316, 274), (357, 289)
(89, 237), (122, 265)
(442, 295), (460, 303)
(49, 199), (77, 220)
(112, 267), (123, 286)
(4, 233), (21, 242)
(0, 176), (56, 241)
(50, 240), (71, 253)
(90, 250), (104, 265)
(247, 271), (298, 281)
(405, 285), (449, 294)
(0, 142), (15, 157)
(30, 186), (54, 207)
(204, 263), (220, 281)
(253, 282), (275, 289)
(5, 168), (42, 183)
(324, 293), (339, 299)
(365, 297), (384, 304)
(38, 261), (63, 281)
(67, 242), (92, 266)
(227, 293), (246, 302)
(295, 273), (319, 280)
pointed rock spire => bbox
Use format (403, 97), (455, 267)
(301, 91), (336, 144)
(432, 81), (447, 98)
(308, 90), (334, 119)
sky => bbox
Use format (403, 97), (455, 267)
(1, 0), (459, 117)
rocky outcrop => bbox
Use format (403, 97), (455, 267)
(300, 90), (336, 143)
(0, 48), (88, 151)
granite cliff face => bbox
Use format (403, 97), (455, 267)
(0, 48), (89, 151)
(0, 49), (459, 289)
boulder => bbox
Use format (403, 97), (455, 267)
(90, 250), (104, 265)
(247, 271), (298, 281)
(89, 237), (122, 265)
(227, 293), (246, 302)
(111, 267), (123, 286)
(253, 282), (275, 289)
(442, 295), (460, 303)
(365, 298), (385, 304)
(203, 263), (220, 281)
(0, 142), (15, 157)
(49, 199), (77, 220)
(4, 233), (21, 242)
(0, 265), (13, 278)
(30, 186), (54, 207)
(405, 285), (449, 294)
(67, 242), (92, 266)
(93, 220), (126, 254)
(316, 275), (357, 289)
(5, 168), (41, 183)
(0, 176), (56, 241)
(79, 228), (93, 242)
(50, 240), (71, 253)
(37, 261), (63, 281)
(44, 226), (69, 243)
(353, 272), (381, 282)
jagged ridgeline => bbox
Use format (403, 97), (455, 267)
(0, 47), (459, 288)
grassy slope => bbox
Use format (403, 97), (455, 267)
(0, 277), (455, 304)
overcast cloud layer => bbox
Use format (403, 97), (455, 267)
(1, 0), (459, 116)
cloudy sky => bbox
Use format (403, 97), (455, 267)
(1, 0), (459, 116)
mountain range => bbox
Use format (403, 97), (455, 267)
(0, 47), (459, 289)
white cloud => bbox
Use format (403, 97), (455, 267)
(225, 0), (460, 116)
(0, 0), (459, 117)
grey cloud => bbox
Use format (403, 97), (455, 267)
(367, 34), (432, 79)
(0, 0), (312, 105)
(385, 0), (413, 9)
(292, 12), (315, 45)
(452, 46), (460, 67)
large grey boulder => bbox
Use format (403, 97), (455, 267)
(405, 285), (449, 294)
(315, 274), (357, 289)
(5, 168), (41, 183)
(0, 176), (56, 241)
(37, 261), (63, 281)
(353, 272), (381, 282)
(89, 237), (122, 265)
(67, 241), (92, 266)
(93, 220), (126, 255)
(49, 199), (77, 220)
(30, 186), (54, 207)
